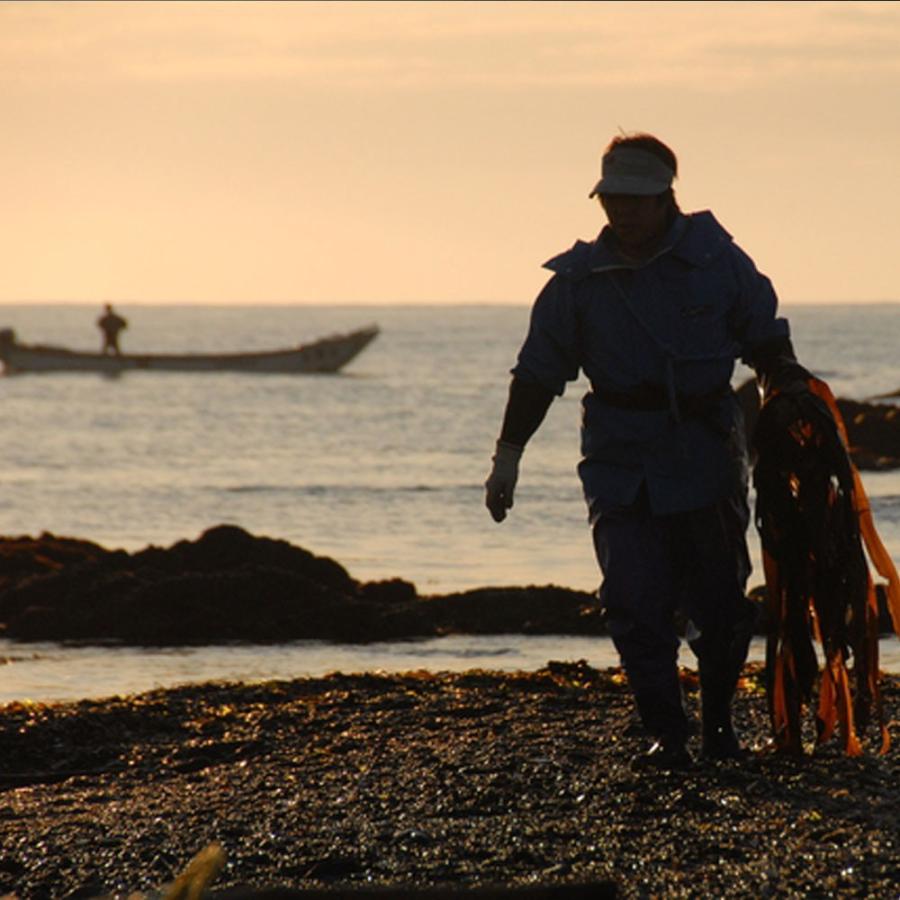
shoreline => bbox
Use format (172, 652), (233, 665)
(4, 633), (900, 709)
(1, 663), (898, 898)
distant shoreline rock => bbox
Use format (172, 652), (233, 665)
(0, 526), (603, 646)
(0, 524), (895, 646)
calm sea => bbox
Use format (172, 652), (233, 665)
(1, 303), (899, 702)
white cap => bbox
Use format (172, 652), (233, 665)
(589, 146), (674, 197)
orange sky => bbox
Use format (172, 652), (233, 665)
(2, 1), (899, 305)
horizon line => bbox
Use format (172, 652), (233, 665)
(0, 298), (898, 308)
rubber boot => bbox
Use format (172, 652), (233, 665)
(695, 600), (755, 761)
(699, 662), (745, 760)
(701, 697), (744, 760)
(631, 734), (694, 771)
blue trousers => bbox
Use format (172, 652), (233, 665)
(592, 486), (755, 742)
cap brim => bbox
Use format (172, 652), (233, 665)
(589, 175), (670, 197)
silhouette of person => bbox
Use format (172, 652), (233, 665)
(484, 132), (813, 770)
(97, 304), (128, 355)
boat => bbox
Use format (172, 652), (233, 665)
(0, 325), (379, 375)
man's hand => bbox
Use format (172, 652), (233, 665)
(484, 441), (523, 523)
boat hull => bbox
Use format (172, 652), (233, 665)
(0, 326), (379, 375)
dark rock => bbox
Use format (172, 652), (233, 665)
(0, 526), (369, 645)
(360, 578), (419, 605)
(132, 524), (357, 594)
(0, 528), (601, 645)
(422, 587), (603, 637)
(0, 533), (110, 589)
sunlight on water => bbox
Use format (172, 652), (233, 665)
(1, 636), (898, 706)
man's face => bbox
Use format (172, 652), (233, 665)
(599, 192), (670, 251)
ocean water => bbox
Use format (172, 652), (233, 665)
(0, 302), (899, 702)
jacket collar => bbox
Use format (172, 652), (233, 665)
(542, 211), (733, 279)
(588, 213), (690, 272)
(669, 210), (732, 267)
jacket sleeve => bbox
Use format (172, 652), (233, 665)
(510, 274), (581, 396)
(725, 245), (790, 364)
(726, 245), (811, 394)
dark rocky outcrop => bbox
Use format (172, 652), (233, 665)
(0, 524), (895, 645)
(0, 525), (601, 645)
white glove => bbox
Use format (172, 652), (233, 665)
(484, 441), (523, 523)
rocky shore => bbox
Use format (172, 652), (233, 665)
(0, 662), (898, 898)
(0, 525), (609, 646)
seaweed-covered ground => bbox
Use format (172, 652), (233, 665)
(1, 661), (898, 898)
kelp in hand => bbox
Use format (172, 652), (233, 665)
(753, 376), (900, 756)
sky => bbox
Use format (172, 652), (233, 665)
(2, 0), (899, 306)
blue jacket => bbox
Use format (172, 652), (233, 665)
(511, 211), (790, 518)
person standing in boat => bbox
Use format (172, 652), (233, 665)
(484, 133), (814, 770)
(97, 303), (128, 355)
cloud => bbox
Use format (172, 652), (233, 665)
(2, 0), (899, 92)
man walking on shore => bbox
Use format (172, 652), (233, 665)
(484, 133), (810, 769)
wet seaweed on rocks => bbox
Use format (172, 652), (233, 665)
(0, 663), (898, 898)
